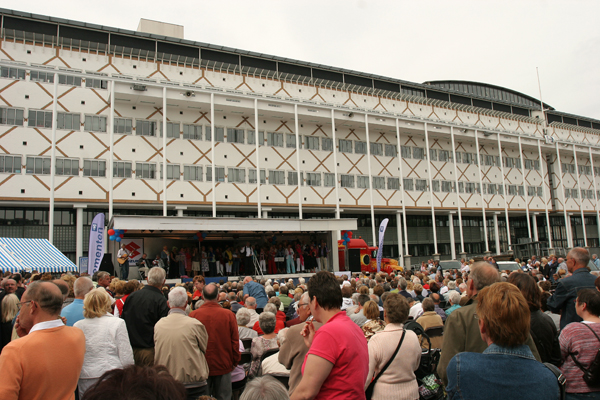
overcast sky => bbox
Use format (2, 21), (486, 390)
(4, 0), (599, 119)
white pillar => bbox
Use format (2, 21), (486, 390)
(396, 211), (403, 260)
(538, 139), (552, 249)
(533, 213), (539, 242)
(449, 212), (456, 260)
(424, 123), (438, 255)
(555, 142), (572, 248)
(332, 109), (340, 220)
(450, 127), (465, 253)
(162, 87), (167, 216)
(74, 204), (87, 268)
(588, 147), (600, 245)
(572, 145), (587, 247)
(255, 99), (261, 218)
(497, 134), (512, 250)
(109, 80), (115, 220)
(518, 136), (532, 238)
(474, 130), (489, 252)
(567, 213), (574, 248)
(365, 113), (376, 246)
(396, 119), (409, 256)
(175, 206), (187, 217)
(493, 212), (501, 254)
(294, 104), (302, 219)
(49, 73), (58, 243)
(210, 93), (216, 218)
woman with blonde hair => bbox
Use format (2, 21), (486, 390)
(74, 288), (134, 397)
(1, 293), (18, 353)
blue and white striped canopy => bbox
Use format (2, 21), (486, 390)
(0, 238), (77, 273)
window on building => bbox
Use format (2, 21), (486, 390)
(482, 155), (496, 166)
(339, 139), (353, 153)
(370, 143), (383, 156)
(357, 175), (369, 189)
(0, 155), (21, 173)
(83, 159), (106, 177)
(182, 124), (202, 140)
(227, 128), (245, 144)
(442, 181), (454, 193)
(322, 138), (333, 152)
(85, 78), (108, 89)
(113, 161), (132, 178)
(384, 144), (397, 157)
(248, 168), (266, 184)
(341, 175), (354, 188)
(114, 118), (133, 134)
(355, 141), (367, 155)
(565, 188), (570, 199)
(28, 110), (53, 128)
(401, 146), (412, 159)
(286, 134), (296, 148)
(429, 149), (437, 162)
(228, 167), (246, 183)
(84, 115), (107, 133)
(507, 185), (517, 195)
(455, 152), (462, 163)
(415, 179), (428, 191)
(438, 150), (451, 162)
(268, 170), (285, 185)
(581, 189), (587, 199)
(184, 165), (203, 181)
(267, 132), (284, 147)
(504, 157), (515, 168)
(58, 74), (82, 86)
(431, 180), (440, 192)
(324, 173), (336, 187)
(0, 107), (24, 126)
(413, 147), (425, 160)
(518, 185), (524, 196)
(579, 165), (592, 175)
(487, 183), (497, 195)
(458, 182), (464, 193)
(525, 159), (540, 171)
(160, 164), (180, 180)
(0, 66), (26, 80)
(57, 113), (80, 130)
(26, 156), (51, 174)
(388, 177), (400, 190)
(528, 186), (536, 197)
(247, 130), (256, 145)
(372, 176), (385, 189)
(288, 171), (303, 185)
(305, 136), (320, 151)
(136, 163), (156, 179)
(55, 158), (79, 176)
(206, 166), (225, 182)
(205, 126), (225, 142)
(463, 152), (474, 164)
(30, 70), (54, 83)
(160, 122), (180, 138)
(403, 178), (413, 191)
(136, 120), (156, 137)
(306, 172), (321, 187)
(571, 188), (578, 199)
(587, 189), (594, 199)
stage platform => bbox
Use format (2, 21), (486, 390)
(166, 272), (319, 286)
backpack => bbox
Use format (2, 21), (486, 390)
(569, 323), (600, 387)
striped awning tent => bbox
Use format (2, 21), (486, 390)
(0, 238), (77, 273)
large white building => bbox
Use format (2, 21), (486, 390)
(0, 8), (599, 267)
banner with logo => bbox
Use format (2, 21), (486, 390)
(120, 238), (144, 266)
(376, 218), (389, 272)
(88, 213), (105, 275)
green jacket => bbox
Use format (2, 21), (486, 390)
(278, 293), (293, 308)
(437, 295), (541, 385)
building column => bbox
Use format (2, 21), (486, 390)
(262, 207), (272, 219)
(162, 87), (167, 216)
(74, 204), (87, 269)
(49, 72), (58, 243)
(567, 213), (574, 249)
(396, 210), (403, 261)
(493, 212), (501, 255)
(294, 104), (303, 219)
(532, 213), (539, 243)
(175, 206), (187, 217)
(449, 212), (456, 260)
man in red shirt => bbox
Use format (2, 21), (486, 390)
(291, 271), (369, 400)
(189, 283), (240, 400)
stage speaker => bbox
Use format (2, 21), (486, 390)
(99, 253), (114, 275)
(347, 249), (362, 273)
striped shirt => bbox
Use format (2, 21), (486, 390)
(559, 321), (600, 393)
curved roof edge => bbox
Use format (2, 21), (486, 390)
(424, 80), (554, 111)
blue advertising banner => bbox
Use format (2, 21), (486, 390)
(376, 218), (389, 272)
(87, 213), (105, 275)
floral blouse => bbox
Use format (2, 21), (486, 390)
(249, 336), (278, 378)
(362, 319), (386, 342)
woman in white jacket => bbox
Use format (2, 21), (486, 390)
(74, 287), (134, 397)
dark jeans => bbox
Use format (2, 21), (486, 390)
(233, 259), (240, 276)
(209, 262), (216, 277)
(207, 373), (232, 400)
(120, 263), (129, 280)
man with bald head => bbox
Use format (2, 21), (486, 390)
(0, 281), (85, 400)
(244, 296), (259, 327)
(437, 261), (541, 385)
(547, 247), (597, 329)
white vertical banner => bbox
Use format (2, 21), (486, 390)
(121, 238), (144, 266)
(376, 218), (389, 273)
(88, 213), (105, 275)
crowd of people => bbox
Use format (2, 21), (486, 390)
(130, 239), (331, 280)
(0, 246), (599, 400)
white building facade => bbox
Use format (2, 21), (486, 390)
(0, 9), (599, 265)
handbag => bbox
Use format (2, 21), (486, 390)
(365, 330), (405, 400)
(569, 323), (600, 387)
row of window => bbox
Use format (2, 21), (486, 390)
(2, 67), (107, 88)
(565, 188), (599, 200)
(562, 163), (593, 176)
